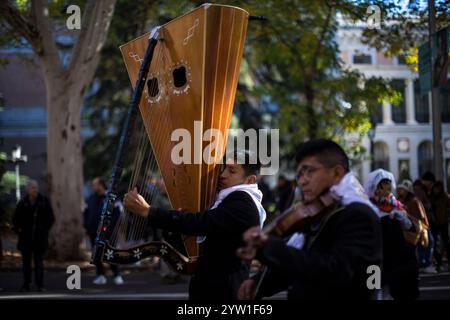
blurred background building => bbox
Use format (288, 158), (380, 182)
(338, 22), (450, 186)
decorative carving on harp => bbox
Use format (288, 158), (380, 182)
(91, 4), (249, 275)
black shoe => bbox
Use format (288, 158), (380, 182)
(19, 285), (31, 292)
(36, 286), (46, 292)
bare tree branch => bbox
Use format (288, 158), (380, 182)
(0, 0), (40, 50)
(30, 0), (61, 72)
(69, 0), (116, 78)
(311, 5), (333, 77)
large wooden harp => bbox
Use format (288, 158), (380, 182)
(92, 4), (249, 275)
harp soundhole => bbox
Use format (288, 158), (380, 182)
(172, 66), (187, 88)
(147, 77), (159, 97)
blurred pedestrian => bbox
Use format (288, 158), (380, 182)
(365, 170), (419, 300)
(84, 177), (124, 285)
(274, 175), (295, 214)
(13, 180), (54, 292)
(430, 181), (450, 272)
(413, 179), (436, 273)
(397, 180), (433, 272)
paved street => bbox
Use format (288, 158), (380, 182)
(1, 267), (450, 300)
(0, 266), (191, 300)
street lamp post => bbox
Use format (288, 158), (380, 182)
(9, 145), (27, 202)
(368, 114), (377, 172)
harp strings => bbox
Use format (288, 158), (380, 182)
(109, 39), (170, 249)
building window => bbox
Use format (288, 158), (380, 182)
(374, 104), (383, 124)
(418, 141), (433, 177)
(397, 55), (407, 65)
(374, 141), (390, 171)
(414, 79), (430, 123)
(353, 53), (372, 64)
(398, 159), (411, 182)
(391, 79), (406, 123)
(441, 80), (450, 123)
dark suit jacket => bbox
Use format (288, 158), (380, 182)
(148, 190), (260, 300)
(254, 202), (382, 300)
(13, 194), (55, 253)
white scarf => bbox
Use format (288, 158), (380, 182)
(287, 171), (378, 249)
(331, 172), (379, 215)
(363, 169), (398, 218)
(197, 183), (267, 243)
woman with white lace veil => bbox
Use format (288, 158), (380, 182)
(365, 169), (419, 300)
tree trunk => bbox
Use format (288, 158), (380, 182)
(1, 0), (117, 260)
(304, 82), (317, 139)
(45, 72), (85, 260)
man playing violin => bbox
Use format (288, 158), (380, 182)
(238, 139), (382, 300)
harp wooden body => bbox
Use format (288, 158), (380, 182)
(120, 4), (249, 260)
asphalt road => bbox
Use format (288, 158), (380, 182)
(1, 267), (450, 300)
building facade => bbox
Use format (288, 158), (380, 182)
(338, 25), (450, 187)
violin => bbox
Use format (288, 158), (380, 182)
(263, 191), (340, 237)
(239, 190), (340, 260)
(237, 190), (341, 299)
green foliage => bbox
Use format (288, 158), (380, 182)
(0, 171), (27, 194)
(237, 0), (401, 159)
(0, 166), (28, 228)
(362, 0), (449, 71)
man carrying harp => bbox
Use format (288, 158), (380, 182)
(93, 4), (266, 300)
(125, 150), (266, 300)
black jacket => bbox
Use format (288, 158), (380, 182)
(255, 202), (382, 300)
(13, 194), (55, 253)
(380, 216), (419, 300)
(148, 190), (261, 300)
(83, 193), (121, 239)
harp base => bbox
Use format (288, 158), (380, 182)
(101, 240), (198, 275)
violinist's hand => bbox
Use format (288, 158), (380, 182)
(237, 226), (267, 261)
(238, 279), (257, 300)
(243, 226), (267, 246)
(124, 187), (150, 218)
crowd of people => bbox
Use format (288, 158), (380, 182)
(8, 139), (450, 300)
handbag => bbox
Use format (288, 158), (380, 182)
(403, 216), (429, 247)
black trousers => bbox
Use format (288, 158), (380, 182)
(387, 261), (419, 300)
(20, 248), (44, 287)
(433, 223), (450, 266)
(188, 267), (248, 300)
(89, 234), (120, 277)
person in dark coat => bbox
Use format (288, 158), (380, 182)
(124, 150), (266, 300)
(274, 175), (295, 214)
(431, 181), (450, 271)
(365, 170), (419, 300)
(84, 177), (123, 285)
(13, 180), (54, 292)
(238, 139), (382, 300)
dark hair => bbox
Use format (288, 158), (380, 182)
(295, 139), (349, 172)
(227, 149), (261, 177)
(421, 171), (436, 183)
(413, 179), (425, 189)
(377, 178), (392, 189)
(432, 180), (444, 194)
(94, 177), (107, 189)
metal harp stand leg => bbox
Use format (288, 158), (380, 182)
(91, 27), (161, 265)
